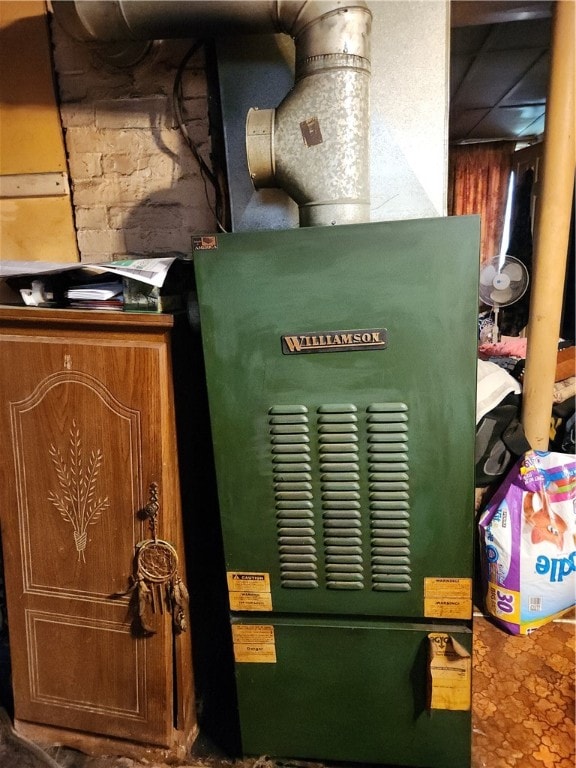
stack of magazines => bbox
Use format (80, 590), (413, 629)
(66, 281), (123, 310)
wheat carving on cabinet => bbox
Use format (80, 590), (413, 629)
(47, 419), (110, 563)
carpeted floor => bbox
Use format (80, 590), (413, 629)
(1, 613), (574, 768)
(471, 612), (575, 768)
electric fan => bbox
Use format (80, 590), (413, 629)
(479, 255), (529, 341)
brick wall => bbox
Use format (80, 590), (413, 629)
(50, 20), (216, 263)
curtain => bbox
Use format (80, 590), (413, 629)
(448, 141), (516, 266)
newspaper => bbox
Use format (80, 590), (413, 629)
(0, 257), (177, 288)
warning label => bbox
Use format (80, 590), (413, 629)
(227, 572), (272, 611)
(232, 624), (277, 663)
(229, 591), (273, 612)
(424, 577), (472, 620)
(227, 571), (271, 592)
(427, 632), (471, 711)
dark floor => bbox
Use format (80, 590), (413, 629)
(1, 612), (574, 768)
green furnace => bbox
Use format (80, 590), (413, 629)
(193, 216), (480, 767)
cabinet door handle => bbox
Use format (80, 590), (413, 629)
(141, 481), (160, 530)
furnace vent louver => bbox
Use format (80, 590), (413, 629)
(270, 405), (318, 589)
(271, 402), (411, 593)
(318, 404), (364, 590)
(367, 403), (411, 591)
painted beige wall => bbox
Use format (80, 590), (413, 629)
(0, 0), (78, 262)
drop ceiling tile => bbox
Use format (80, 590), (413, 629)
(501, 52), (549, 105)
(449, 14), (550, 140)
(450, 54), (474, 98)
(468, 105), (546, 139)
(517, 113), (545, 138)
(452, 48), (546, 109)
(449, 108), (492, 140)
(450, 24), (492, 55)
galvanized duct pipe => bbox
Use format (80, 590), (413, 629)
(51, 1), (372, 227)
(246, 3), (371, 226)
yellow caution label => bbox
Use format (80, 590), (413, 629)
(229, 590), (273, 612)
(424, 577), (472, 620)
(427, 632), (471, 711)
(232, 624), (277, 663)
(227, 571), (271, 592)
(227, 571), (272, 611)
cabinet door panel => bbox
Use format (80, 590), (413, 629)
(1, 331), (176, 746)
(24, 609), (145, 719)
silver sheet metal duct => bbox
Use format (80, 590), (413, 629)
(51, 1), (372, 227)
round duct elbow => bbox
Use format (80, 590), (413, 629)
(272, 61), (371, 227)
(246, 108), (276, 189)
(248, 3), (372, 226)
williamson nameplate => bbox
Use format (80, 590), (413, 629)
(282, 329), (388, 355)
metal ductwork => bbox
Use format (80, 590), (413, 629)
(51, 1), (372, 227)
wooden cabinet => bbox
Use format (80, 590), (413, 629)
(0, 307), (196, 760)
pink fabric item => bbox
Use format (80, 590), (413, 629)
(479, 336), (528, 359)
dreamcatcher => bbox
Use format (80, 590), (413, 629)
(124, 483), (189, 635)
